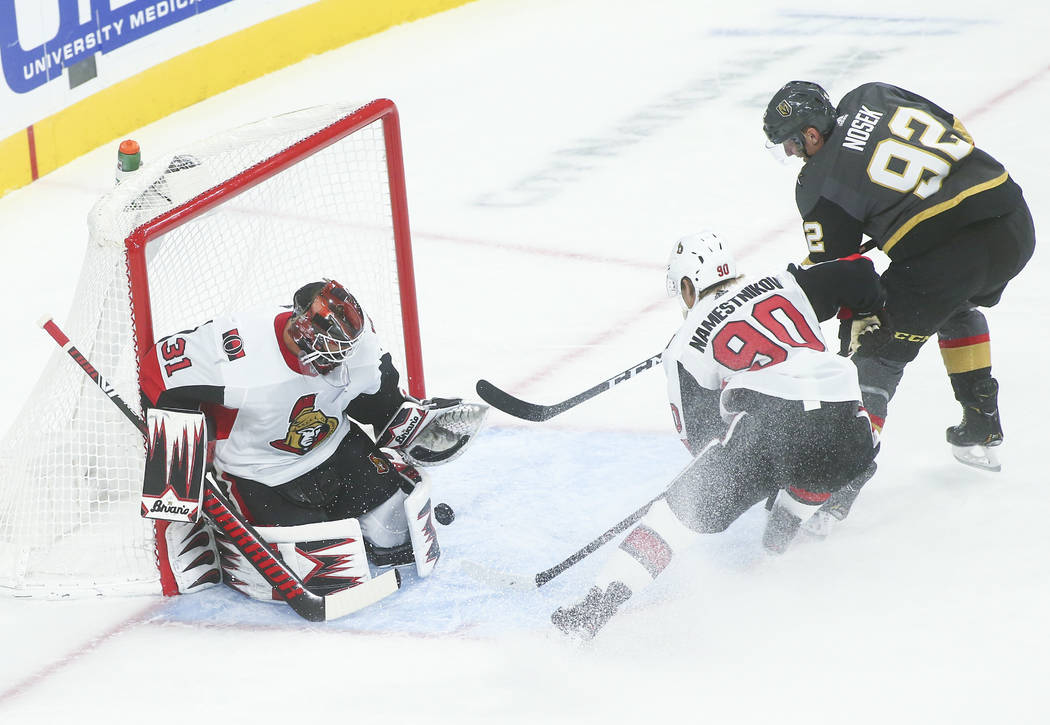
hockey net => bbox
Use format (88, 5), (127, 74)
(0, 100), (424, 598)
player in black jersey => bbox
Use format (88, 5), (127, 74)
(762, 81), (1035, 501)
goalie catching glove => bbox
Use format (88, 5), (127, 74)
(377, 396), (489, 466)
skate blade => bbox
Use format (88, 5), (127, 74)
(951, 443), (1002, 472)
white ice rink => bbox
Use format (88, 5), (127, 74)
(1, 1), (1048, 722)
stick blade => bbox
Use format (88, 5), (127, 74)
(460, 560), (539, 591)
(322, 568), (402, 620)
(475, 380), (558, 421)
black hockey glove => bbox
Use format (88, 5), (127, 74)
(850, 308), (893, 359)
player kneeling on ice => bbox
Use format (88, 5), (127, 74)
(140, 278), (487, 609)
(552, 232), (882, 640)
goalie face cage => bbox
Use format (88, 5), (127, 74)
(0, 100), (424, 598)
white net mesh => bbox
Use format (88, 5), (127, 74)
(0, 101), (417, 597)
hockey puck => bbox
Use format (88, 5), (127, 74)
(434, 502), (455, 526)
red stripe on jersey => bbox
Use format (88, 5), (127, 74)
(203, 402), (238, 441)
(938, 334), (990, 349)
(274, 311), (310, 374)
(869, 413), (885, 432)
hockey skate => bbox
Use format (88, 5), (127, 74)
(551, 581), (632, 641)
(801, 462), (877, 538)
(946, 378), (1003, 472)
(763, 502), (803, 555)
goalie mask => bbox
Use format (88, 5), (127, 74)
(665, 231), (742, 311)
(290, 279), (366, 374)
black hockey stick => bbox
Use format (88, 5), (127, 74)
(462, 493), (663, 590)
(39, 316), (400, 622)
(476, 353), (663, 422)
(463, 442), (719, 591)
(478, 238), (881, 424)
(478, 241), (881, 424)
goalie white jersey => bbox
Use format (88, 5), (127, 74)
(664, 270), (862, 427)
(141, 305), (385, 486)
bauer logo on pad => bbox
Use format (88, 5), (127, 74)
(141, 409), (208, 523)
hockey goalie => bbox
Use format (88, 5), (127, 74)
(139, 278), (487, 611)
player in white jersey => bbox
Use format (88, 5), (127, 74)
(552, 232), (884, 640)
(141, 278), (486, 600)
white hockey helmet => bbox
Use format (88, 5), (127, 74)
(665, 231), (741, 308)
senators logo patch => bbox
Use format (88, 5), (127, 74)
(270, 394), (338, 455)
(222, 329), (245, 360)
(368, 453), (390, 474)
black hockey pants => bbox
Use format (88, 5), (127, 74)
(664, 390), (876, 534)
(855, 200), (1036, 424)
(221, 426), (404, 527)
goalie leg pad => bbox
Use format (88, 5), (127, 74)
(403, 477), (441, 577)
(164, 519), (221, 594)
(358, 488), (411, 549)
(218, 518), (371, 602)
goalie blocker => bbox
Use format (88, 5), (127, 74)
(141, 408), (208, 523)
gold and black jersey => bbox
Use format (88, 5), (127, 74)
(795, 82), (1023, 263)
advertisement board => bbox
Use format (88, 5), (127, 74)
(0, 0), (473, 195)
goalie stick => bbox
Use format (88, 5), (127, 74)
(476, 353), (663, 421)
(38, 315), (400, 622)
(462, 493), (663, 590)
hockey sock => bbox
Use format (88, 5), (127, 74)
(938, 308), (992, 385)
(594, 498), (698, 595)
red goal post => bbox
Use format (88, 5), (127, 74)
(125, 99), (423, 388)
(0, 99), (425, 598)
